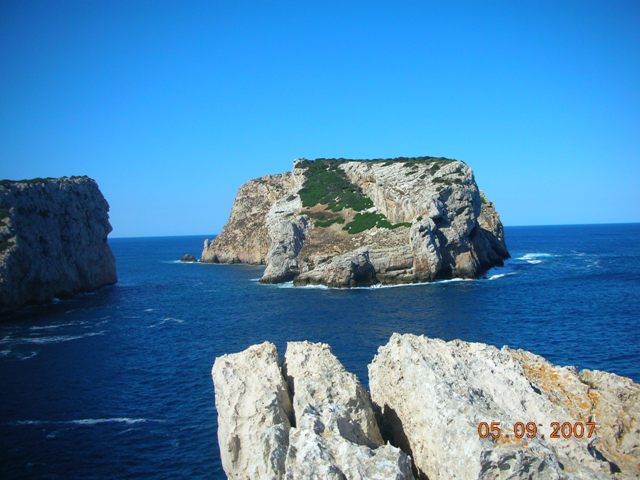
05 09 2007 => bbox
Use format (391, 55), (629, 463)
(477, 421), (596, 440)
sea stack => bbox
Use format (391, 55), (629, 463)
(0, 176), (117, 313)
(202, 157), (509, 287)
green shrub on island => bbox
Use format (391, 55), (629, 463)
(298, 160), (373, 211)
(344, 212), (411, 234)
(315, 217), (345, 228)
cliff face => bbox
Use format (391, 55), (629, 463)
(201, 157), (509, 287)
(213, 335), (640, 479)
(201, 174), (294, 264)
(0, 176), (117, 313)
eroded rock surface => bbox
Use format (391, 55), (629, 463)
(202, 173), (293, 264)
(214, 335), (640, 479)
(212, 342), (293, 479)
(0, 176), (116, 313)
(212, 341), (414, 480)
(201, 157), (509, 287)
(368, 333), (640, 480)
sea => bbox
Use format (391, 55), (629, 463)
(1, 223), (639, 479)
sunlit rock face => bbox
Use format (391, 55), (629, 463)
(213, 335), (640, 479)
(212, 341), (414, 480)
(201, 157), (509, 287)
(369, 333), (640, 480)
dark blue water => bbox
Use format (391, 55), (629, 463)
(1, 224), (639, 479)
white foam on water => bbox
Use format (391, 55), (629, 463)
(1, 331), (105, 345)
(144, 308), (154, 312)
(13, 417), (155, 427)
(70, 418), (150, 426)
(515, 252), (558, 264)
(29, 321), (88, 331)
(487, 272), (516, 281)
(272, 277), (475, 290)
(148, 317), (184, 328)
(17, 351), (38, 361)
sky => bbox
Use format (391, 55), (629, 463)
(0, 1), (639, 237)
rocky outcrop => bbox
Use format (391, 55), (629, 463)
(369, 334), (640, 480)
(202, 174), (294, 264)
(213, 335), (640, 479)
(201, 157), (509, 287)
(212, 341), (414, 480)
(180, 254), (198, 263)
(212, 342), (293, 479)
(0, 176), (116, 312)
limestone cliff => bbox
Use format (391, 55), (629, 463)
(214, 335), (640, 479)
(201, 157), (509, 287)
(0, 176), (117, 313)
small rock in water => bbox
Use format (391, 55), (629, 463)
(180, 254), (198, 263)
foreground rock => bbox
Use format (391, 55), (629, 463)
(212, 341), (414, 479)
(180, 254), (198, 263)
(0, 176), (116, 313)
(369, 334), (640, 479)
(202, 157), (509, 288)
(213, 335), (640, 479)
(212, 342), (293, 478)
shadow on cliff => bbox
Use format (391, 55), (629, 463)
(374, 403), (429, 480)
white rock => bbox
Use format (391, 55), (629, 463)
(213, 340), (414, 479)
(283, 341), (413, 479)
(212, 342), (293, 479)
(368, 333), (640, 479)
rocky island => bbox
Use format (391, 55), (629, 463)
(202, 157), (509, 287)
(0, 176), (117, 313)
(213, 334), (640, 479)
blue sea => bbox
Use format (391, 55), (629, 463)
(1, 223), (639, 479)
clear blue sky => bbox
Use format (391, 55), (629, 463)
(1, 1), (638, 237)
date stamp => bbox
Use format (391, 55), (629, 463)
(478, 421), (596, 440)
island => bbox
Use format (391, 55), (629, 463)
(201, 157), (510, 287)
(0, 176), (117, 313)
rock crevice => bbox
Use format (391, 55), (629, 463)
(214, 334), (640, 479)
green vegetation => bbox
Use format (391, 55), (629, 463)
(315, 216), (345, 228)
(298, 159), (373, 211)
(307, 209), (346, 228)
(432, 176), (464, 187)
(344, 212), (411, 234)
(297, 158), (449, 234)
(0, 208), (9, 222)
(311, 156), (457, 164)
